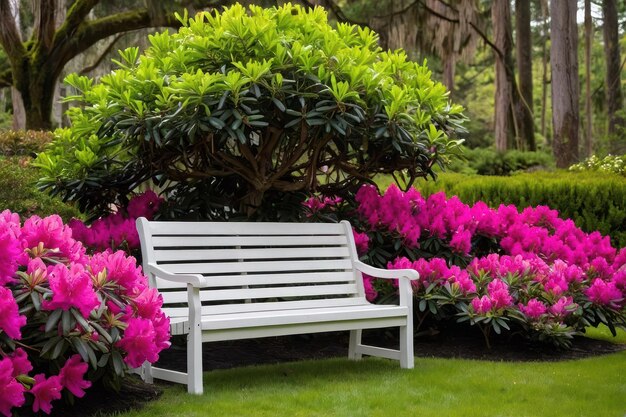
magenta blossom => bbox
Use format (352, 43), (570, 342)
(8, 349), (32, 377)
(127, 190), (163, 219)
(90, 250), (146, 294)
(550, 296), (576, 317)
(0, 287), (26, 340)
(585, 279), (623, 307)
(20, 215), (86, 263)
(30, 374), (62, 414)
(0, 358), (25, 417)
(519, 299), (547, 319)
(471, 296), (493, 314)
(352, 229), (370, 256)
(116, 317), (161, 368)
(362, 274), (378, 302)
(42, 263), (100, 317)
(0, 216), (21, 286)
(59, 355), (92, 398)
(487, 279), (513, 309)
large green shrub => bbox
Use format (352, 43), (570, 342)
(411, 171), (626, 247)
(35, 4), (465, 219)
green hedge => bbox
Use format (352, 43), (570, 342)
(407, 171), (626, 248)
(0, 156), (81, 221)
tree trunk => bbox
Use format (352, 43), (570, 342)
(540, 0), (549, 142)
(602, 0), (625, 153)
(493, 0), (513, 152)
(514, 0), (535, 150)
(550, 0), (579, 168)
(584, 0), (593, 157)
(442, 51), (456, 94)
(11, 86), (25, 129)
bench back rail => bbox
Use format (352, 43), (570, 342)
(138, 220), (366, 319)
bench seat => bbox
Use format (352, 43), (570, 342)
(136, 218), (419, 394)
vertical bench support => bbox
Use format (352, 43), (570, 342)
(187, 284), (203, 394)
(398, 278), (414, 369)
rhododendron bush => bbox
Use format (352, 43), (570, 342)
(304, 184), (626, 347)
(0, 211), (169, 416)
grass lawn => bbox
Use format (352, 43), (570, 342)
(114, 331), (626, 417)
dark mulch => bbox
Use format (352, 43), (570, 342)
(43, 327), (625, 417)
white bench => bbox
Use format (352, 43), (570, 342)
(136, 218), (419, 394)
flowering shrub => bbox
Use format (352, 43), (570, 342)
(569, 154), (626, 176)
(0, 211), (169, 415)
(69, 190), (162, 253)
(307, 184), (626, 347)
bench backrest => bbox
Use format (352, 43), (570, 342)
(136, 219), (367, 319)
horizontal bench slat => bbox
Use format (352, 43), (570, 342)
(162, 296), (367, 317)
(157, 259), (353, 275)
(161, 283), (359, 303)
(154, 271), (356, 289)
(153, 246), (350, 262)
(148, 221), (345, 236)
(151, 235), (349, 248)
(199, 304), (408, 330)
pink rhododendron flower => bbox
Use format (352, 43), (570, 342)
(0, 287), (26, 339)
(59, 355), (92, 398)
(585, 279), (622, 306)
(0, 216), (21, 286)
(20, 215), (86, 263)
(519, 299), (547, 319)
(362, 274), (378, 302)
(90, 250), (146, 294)
(352, 229), (370, 256)
(8, 349), (32, 377)
(132, 287), (164, 320)
(449, 227), (472, 254)
(30, 374), (62, 414)
(116, 317), (160, 368)
(0, 358), (25, 417)
(152, 311), (172, 352)
(450, 269), (476, 294)
(550, 296), (575, 317)
(487, 279), (513, 309)
(127, 190), (162, 219)
(471, 296), (493, 314)
(42, 263), (100, 317)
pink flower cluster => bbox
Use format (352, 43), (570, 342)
(0, 210), (170, 415)
(0, 352), (90, 416)
(302, 195), (342, 217)
(70, 190), (162, 251)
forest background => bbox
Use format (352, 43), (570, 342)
(0, 0), (624, 169)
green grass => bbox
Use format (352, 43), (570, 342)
(116, 349), (626, 417)
(585, 325), (626, 344)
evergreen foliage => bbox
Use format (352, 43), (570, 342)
(35, 4), (466, 219)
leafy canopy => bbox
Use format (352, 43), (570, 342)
(36, 3), (466, 219)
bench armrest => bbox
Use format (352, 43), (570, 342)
(353, 260), (419, 281)
(146, 263), (207, 287)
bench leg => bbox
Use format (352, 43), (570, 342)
(399, 324), (414, 369)
(348, 329), (362, 360)
(187, 330), (203, 394)
(142, 362), (154, 384)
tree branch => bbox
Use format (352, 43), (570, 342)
(51, 8), (182, 76)
(61, 0), (100, 39)
(32, 0), (57, 50)
(0, 67), (12, 88)
(79, 33), (125, 75)
(0, 0), (26, 61)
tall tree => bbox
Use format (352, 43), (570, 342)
(602, 0), (625, 153)
(514, 0), (535, 150)
(539, 0), (549, 141)
(492, 0), (513, 151)
(550, 0), (579, 168)
(584, 0), (593, 157)
(0, 0), (210, 130)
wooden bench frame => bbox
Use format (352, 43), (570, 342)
(136, 218), (419, 394)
